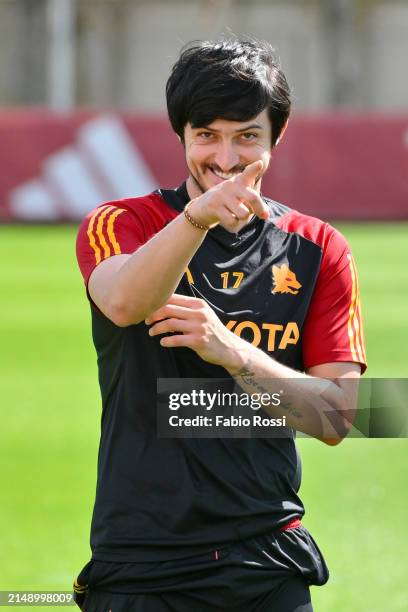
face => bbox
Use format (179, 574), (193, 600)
(183, 109), (273, 199)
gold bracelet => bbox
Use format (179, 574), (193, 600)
(183, 202), (209, 231)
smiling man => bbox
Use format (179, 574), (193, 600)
(183, 110), (272, 191)
(74, 39), (366, 611)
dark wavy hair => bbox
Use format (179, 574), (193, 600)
(166, 38), (291, 146)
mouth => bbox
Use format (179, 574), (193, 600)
(208, 167), (242, 181)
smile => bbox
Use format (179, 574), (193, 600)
(209, 168), (240, 181)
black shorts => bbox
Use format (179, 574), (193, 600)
(74, 525), (329, 612)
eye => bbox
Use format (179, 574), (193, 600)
(240, 133), (257, 141)
(197, 131), (214, 139)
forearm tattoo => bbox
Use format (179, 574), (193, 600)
(234, 359), (303, 419)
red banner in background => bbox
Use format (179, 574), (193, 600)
(0, 110), (407, 221)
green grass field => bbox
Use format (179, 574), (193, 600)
(1, 223), (407, 611)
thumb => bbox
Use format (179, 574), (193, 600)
(237, 160), (264, 187)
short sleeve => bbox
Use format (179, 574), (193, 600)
(76, 203), (144, 285)
(302, 228), (367, 373)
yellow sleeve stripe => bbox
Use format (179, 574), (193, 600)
(96, 205), (117, 260)
(86, 205), (126, 265)
(351, 256), (366, 363)
(352, 254), (366, 363)
(86, 205), (111, 265)
(347, 254), (358, 362)
(185, 266), (194, 284)
(356, 295), (367, 362)
(347, 254), (366, 364)
(107, 208), (125, 255)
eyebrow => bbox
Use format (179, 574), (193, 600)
(235, 124), (263, 132)
(198, 123), (263, 133)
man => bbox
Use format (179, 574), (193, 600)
(74, 39), (366, 611)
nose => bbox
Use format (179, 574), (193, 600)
(213, 140), (240, 172)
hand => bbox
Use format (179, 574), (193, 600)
(188, 160), (269, 232)
(145, 293), (243, 368)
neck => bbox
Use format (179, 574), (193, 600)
(186, 174), (204, 200)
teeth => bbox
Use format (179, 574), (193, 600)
(211, 169), (236, 180)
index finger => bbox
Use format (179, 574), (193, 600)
(145, 294), (204, 323)
(235, 160), (263, 188)
(234, 161), (269, 220)
(165, 293), (204, 308)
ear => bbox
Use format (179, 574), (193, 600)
(275, 120), (289, 146)
(178, 131), (186, 148)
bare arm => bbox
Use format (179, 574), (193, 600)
(227, 344), (360, 444)
(88, 216), (207, 327)
(147, 294), (361, 444)
(88, 161), (269, 326)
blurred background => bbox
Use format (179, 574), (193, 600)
(1, 0), (408, 111)
(1, 0), (408, 221)
(0, 1), (407, 611)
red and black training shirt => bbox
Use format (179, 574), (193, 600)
(76, 183), (366, 562)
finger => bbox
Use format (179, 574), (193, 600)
(224, 200), (253, 222)
(217, 204), (254, 232)
(145, 303), (190, 325)
(235, 160), (263, 188)
(233, 168), (269, 220)
(159, 333), (195, 348)
(206, 189), (252, 226)
(245, 190), (269, 221)
(224, 185), (268, 221)
(145, 296), (204, 324)
(145, 305), (191, 325)
(164, 294), (205, 309)
(149, 317), (192, 337)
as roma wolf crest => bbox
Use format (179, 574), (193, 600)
(272, 264), (302, 295)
